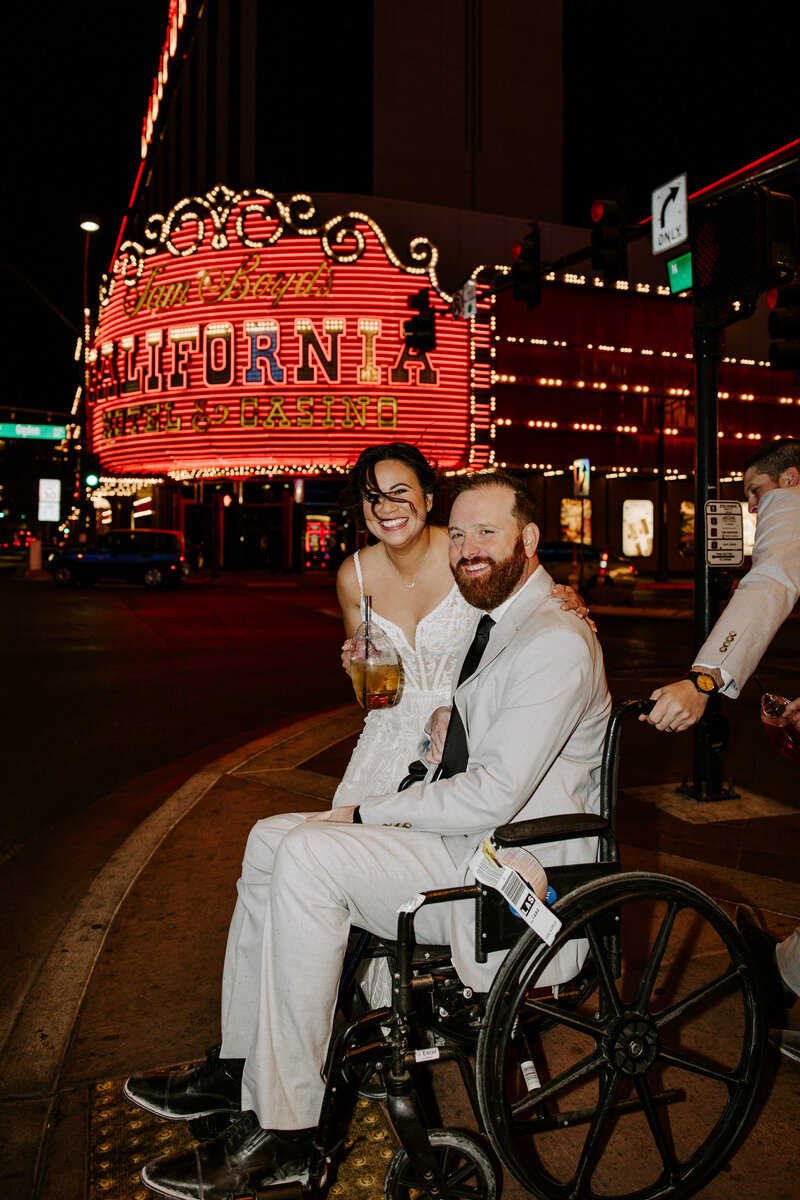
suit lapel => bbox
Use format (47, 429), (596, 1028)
(454, 565), (555, 693)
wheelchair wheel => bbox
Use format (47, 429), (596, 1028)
(475, 872), (766, 1200)
(384, 1129), (497, 1200)
(341, 1037), (389, 1102)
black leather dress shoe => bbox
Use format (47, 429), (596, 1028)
(736, 904), (795, 1020)
(140, 1110), (315, 1199)
(123, 1045), (244, 1121)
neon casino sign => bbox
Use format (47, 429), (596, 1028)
(89, 186), (493, 476)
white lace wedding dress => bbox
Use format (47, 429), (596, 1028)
(332, 550), (477, 807)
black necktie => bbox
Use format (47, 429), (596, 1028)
(437, 614), (495, 779)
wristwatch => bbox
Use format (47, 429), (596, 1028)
(684, 670), (719, 695)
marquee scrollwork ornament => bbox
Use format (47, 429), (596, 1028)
(102, 185), (445, 309)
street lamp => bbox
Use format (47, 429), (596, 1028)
(80, 217), (100, 310)
(76, 217), (100, 536)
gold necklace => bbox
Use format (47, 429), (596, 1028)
(384, 541), (432, 589)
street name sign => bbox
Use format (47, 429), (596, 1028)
(704, 500), (744, 566)
(0, 422), (67, 441)
(652, 173), (688, 255)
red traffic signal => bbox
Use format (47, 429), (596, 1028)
(590, 199), (611, 224)
(510, 222), (541, 309)
(590, 199), (627, 283)
(692, 185), (796, 309)
(403, 289), (436, 353)
(767, 279), (800, 369)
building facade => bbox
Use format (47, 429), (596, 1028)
(81, 0), (798, 573)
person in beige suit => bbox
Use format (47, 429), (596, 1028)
(642, 437), (800, 1064)
(126, 470), (611, 1200)
(643, 438), (800, 731)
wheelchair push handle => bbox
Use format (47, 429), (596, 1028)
(599, 698), (655, 824)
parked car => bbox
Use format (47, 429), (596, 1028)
(536, 541), (637, 590)
(47, 529), (186, 589)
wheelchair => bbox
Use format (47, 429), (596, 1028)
(304, 699), (767, 1200)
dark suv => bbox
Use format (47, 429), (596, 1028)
(48, 529), (186, 589)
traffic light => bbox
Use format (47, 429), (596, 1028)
(590, 199), (627, 283)
(403, 289), (436, 353)
(85, 473), (99, 487)
(691, 184), (796, 308)
(510, 222), (541, 308)
(767, 280), (800, 370)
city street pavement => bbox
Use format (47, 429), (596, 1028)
(2, 578), (799, 1199)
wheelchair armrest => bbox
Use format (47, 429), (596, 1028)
(492, 812), (610, 847)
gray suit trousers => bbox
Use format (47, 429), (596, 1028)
(219, 813), (459, 1129)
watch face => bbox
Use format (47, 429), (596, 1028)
(696, 673), (716, 693)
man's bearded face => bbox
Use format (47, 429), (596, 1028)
(451, 532), (527, 610)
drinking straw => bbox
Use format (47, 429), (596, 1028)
(363, 594), (372, 709)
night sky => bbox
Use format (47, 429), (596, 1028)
(4, 1), (796, 419)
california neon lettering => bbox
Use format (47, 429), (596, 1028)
(91, 316), (438, 408)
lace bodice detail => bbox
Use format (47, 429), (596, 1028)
(333, 552), (476, 805)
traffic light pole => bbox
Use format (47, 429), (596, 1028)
(682, 319), (727, 801)
(681, 300), (752, 802)
(655, 398), (668, 582)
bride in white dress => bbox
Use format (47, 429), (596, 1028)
(332, 444), (476, 806)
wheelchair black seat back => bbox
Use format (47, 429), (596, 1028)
(319, 699), (767, 1200)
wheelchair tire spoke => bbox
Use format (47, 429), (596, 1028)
(520, 997), (604, 1040)
(444, 1157), (483, 1197)
(585, 917), (624, 1020)
(633, 899), (679, 1012)
(654, 963), (741, 1031)
(570, 1067), (621, 1195)
(510, 1049), (602, 1119)
(633, 1075), (680, 1185)
(657, 1044), (743, 1087)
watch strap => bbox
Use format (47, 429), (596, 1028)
(684, 670), (719, 695)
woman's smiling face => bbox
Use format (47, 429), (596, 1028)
(362, 459), (432, 546)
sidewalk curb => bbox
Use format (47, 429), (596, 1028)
(0, 706), (355, 1200)
(0, 767), (221, 1100)
(0, 705), (355, 1101)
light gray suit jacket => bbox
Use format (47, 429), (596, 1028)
(695, 487), (800, 696)
(361, 563), (612, 987)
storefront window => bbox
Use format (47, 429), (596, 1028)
(679, 500), (694, 556)
(621, 499), (654, 556)
(560, 497), (592, 544)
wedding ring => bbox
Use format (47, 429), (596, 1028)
(667, 725), (675, 732)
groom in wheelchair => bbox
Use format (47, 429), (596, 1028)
(124, 470), (612, 1200)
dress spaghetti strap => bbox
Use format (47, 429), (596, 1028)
(353, 549), (364, 604)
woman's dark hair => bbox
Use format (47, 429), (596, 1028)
(340, 443), (439, 523)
